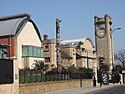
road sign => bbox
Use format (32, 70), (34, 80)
(102, 72), (109, 85)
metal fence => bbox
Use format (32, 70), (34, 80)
(19, 70), (92, 84)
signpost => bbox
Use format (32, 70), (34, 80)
(102, 72), (109, 85)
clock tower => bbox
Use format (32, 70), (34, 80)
(94, 14), (113, 71)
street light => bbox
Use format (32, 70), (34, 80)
(111, 27), (121, 70)
(112, 28), (121, 33)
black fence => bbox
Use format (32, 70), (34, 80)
(19, 70), (93, 84)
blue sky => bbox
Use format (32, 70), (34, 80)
(0, 0), (125, 52)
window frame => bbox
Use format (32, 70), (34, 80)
(22, 45), (43, 58)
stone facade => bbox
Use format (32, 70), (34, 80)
(61, 44), (76, 67)
(94, 14), (113, 71)
(19, 79), (93, 94)
(42, 35), (57, 68)
(75, 38), (96, 69)
(43, 36), (96, 72)
(43, 35), (76, 68)
(61, 38), (96, 72)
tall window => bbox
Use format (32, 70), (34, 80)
(0, 46), (8, 59)
(22, 46), (28, 57)
(22, 45), (43, 58)
(44, 44), (49, 52)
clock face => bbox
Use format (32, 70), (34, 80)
(96, 29), (106, 38)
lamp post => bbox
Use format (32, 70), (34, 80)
(111, 27), (121, 70)
(112, 28), (121, 33)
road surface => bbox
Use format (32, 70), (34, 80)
(87, 85), (125, 94)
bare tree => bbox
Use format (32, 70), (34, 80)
(114, 49), (125, 67)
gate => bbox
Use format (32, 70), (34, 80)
(0, 59), (13, 84)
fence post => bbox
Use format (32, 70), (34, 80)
(69, 73), (71, 80)
(64, 73), (65, 80)
(80, 72), (82, 87)
(35, 70), (37, 82)
(50, 74), (52, 81)
(40, 71), (42, 82)
(24, 70), (26, 83)
(30, 70), (32, 83)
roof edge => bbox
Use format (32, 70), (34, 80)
(29, 19), (42, 42)
(0, 13), (30, 21)
(15, 18), (42, 42)
(61, 37), (94, 48)
(83, 37), (94, 48)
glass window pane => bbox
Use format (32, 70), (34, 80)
(3, 48), (7, 58)
(22, 46), (28, 56)
(29, 47), (33, 56)
(0, 48), (2, 59)
(37, 48), (41, 57)
(33, 47), (42, 57)
(22, 46), (43, 57)
(41, 49), (44, 57)
(33, 47), (37, 57)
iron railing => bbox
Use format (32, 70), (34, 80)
(19, 70), (92, 84)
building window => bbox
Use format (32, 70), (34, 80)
(44, 44), (49, 52)
(29, 47), (33, 56)
(22, 45), (43, 58)
(45, 45), (48, 49)
(0, 46), (8, 59)
(45, 57), (50, 62)
(22, 46), (28, 57)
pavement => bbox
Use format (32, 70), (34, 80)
(42, 84), (121, 94)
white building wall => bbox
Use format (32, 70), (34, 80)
(17, 21), (42, 69)
(22, 57), (44, 69)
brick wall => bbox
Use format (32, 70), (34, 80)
(19, 79), (92, 94)
(0, 36), (17, 59)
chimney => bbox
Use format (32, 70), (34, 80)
(43, 35), (48, 40)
